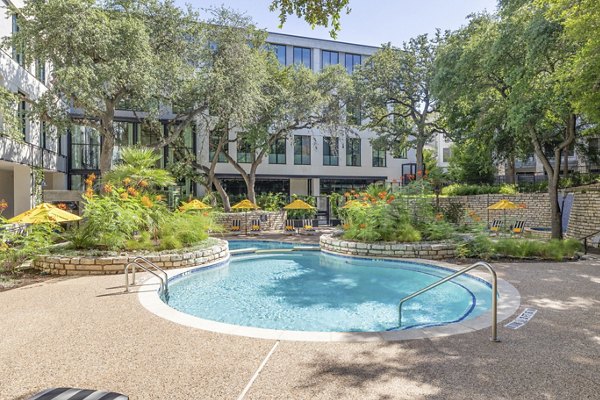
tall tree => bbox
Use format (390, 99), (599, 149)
(6, 0), (196, 174)
(354, 36), (446, 179)
(269, 0), (350, 38)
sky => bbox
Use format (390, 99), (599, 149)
(176, 0), (499, 47)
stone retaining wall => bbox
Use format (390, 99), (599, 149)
(320, 234), (456, 260)
(34, 239), (229, 276)
(219, 211), (286, 232)
(565, 192), (600, 240)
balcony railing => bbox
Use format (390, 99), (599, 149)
(0, 136), (67, 173)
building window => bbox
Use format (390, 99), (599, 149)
(17, 92), (27, 140)
(323, 137), (339, 166)
(294, 135), (311, 165)
(71, 125), (100, 170)
(372, 147), (386, 167)
(269, 136), (286, 164)
(442, 147), (452, 163)
(345, 53), (362, 74)
(346, 138), (361, 166)
(322, 50), (339, 69)
(237, 137), (254, 163)
(35, 60), (46, 83)
(12, 15), (25, 66)
(41, 121), (48, 150)
(268, 44), (286, 66)
(347, 101), (362, 125)
(293, 47), (311, 68)
(209, 133), (228, 163)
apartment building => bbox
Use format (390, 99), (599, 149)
(0, 0), (68, 219)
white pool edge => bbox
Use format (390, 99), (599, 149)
(137, 255), (521, 342)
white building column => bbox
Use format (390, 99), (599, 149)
(13, 164), (32, 215)
(311, 177), (320, 197)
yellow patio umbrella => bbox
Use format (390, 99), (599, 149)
(7, 203), (82, 224)
(487, 199), (519, 229)
(179, 199), (212, 212)
(231, 199), (260, 235)
(283, 199), (315, 210)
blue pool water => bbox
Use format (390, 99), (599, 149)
(167, 251), (492, 332)
(227, 240), (317, 250)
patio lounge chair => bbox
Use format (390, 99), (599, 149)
(230, 219), (241, 233)
(284, 219), (296, 234)
(250, 218), (261, 233)
(302, 219), (316, 234)
(511, 220), (526, 235)
(489, 219), (503, 235)
(29, 387), (128, 400)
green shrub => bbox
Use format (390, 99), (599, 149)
(442, 183), (519, 196)
(493, 238), (582, 260)
(256, 192), (287, 211)
(0, 223), (60, 273)
(443, 201), (464, 224)
(158, 235), (182, 251)
(456, 234), (494, 259)
(422, 220), (455, 241)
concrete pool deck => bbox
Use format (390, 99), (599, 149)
(1, 255), (599, 399)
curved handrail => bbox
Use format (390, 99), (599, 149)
(124, 261), (167, 297)
(398, 261), (499, 342)
(133, 256), (169, 294)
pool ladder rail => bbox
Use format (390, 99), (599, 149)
(398, 261), (500, 342)
(124, 256), (169, 300)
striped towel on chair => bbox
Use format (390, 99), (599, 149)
(29, 387), (128, 400)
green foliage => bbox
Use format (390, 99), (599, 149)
(0, 88), (20, 141)
(328, 192), (343, 219)
(269, 0), (350, 38)
(443, 201), (464, 224)
(421, 220), (456, 241)
(103, 147), (176, 189)
(442, 183), (519, 196)
(447, 140), (496, 184)
(256, 192), (287, 211)
(287, 194), (317, 219)
(456, 234), (495, 259)
(492, 238), (582, 261)
(0, 224), (60, 273)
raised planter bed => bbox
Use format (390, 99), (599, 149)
(320, 234), (456, 260)
(33, 238), (229, 276)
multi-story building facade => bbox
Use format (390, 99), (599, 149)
(0, 0), (68, 219)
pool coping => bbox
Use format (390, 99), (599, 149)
(137, 252), (521, 342)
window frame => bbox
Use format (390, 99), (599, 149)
(294, 135), (311, 165)
(321, 50), (339, 69)
(372, 147), (387, 167)
(322, 136), (339, 166)
(346, 137), (361, 167)
(344, 53), (362, 74)
(269, 136), (287, 164)
(293, 47), (312, 69)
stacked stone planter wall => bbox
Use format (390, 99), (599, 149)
(565, 191), (600, 242)
(320, 234), (456, 260)
(219, 211), (286, 232)
(34, 239), (229, 276)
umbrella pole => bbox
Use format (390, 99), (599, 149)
(245, 210), (248, 235)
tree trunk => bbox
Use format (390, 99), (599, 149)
(213, 177), (231, 212)
(506, 155), (516, 184)
(99, 131), (115, 174)
(415, 141), (425, 180)
(246, 175), (256, 204)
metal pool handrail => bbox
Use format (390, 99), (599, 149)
(398, 261), (500, 342)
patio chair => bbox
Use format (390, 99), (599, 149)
(28, 387), (128, 400)
(250, 218), (261, 233)
(511, 220), (526, 235)
(230, 219), (241, 233)
(302, 219), (316, 235)
(284, 219), (296, 234)
(489, 220), (503, 235)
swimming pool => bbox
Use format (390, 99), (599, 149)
(227, 240), (318, 250)
(166, 250), (493, 332)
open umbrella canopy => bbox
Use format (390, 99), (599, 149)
(342, 200), (371, 209)
(283, 199), (315, 210)
(488, 199), (519, 210)
(231, 199), (260, 210)
(179, 199), (212, 212)
(7, 203), (82, 224)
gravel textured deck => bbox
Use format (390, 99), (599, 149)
(1, 253), (599, 399)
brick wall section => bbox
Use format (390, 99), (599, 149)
(320, 234), (456, 260)
(34, 239), (229, 276)
(218, 211), (287, 232)
(565, 192), (600, 240)
(437, 193), (551, 228)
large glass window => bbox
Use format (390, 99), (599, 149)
(346, 138), (361, 166)
(322, 50), (339, 69)
(345, 53), (362, 74)
(372, 147), (387, 167)
(294, 135), (311, 165)
(112, 122), (135, 163)
(35, 60), (46, 83)
(12, 15), (25, 66)
(71, 125), (100, 170)
(237, 137), (254, 163)
(269, 136), (286, 164)
(209, 132), (228, 163)
(442, 147), (452, 163)
(41, 121), (48, 150)
(323, 137), (339, 166)
(293, 47), (311, 68)
(18, 93), (27, 140)
(268, 43), (287, 65)
(347, 101), (362, 125)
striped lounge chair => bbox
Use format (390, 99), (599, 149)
(284, 219), (296, 234)
(489, 220), (503, 235)
(511, 220), (526, 235)
(230, 219), (241, 233)
(250, 219), (261, 233)
(302, 219), (316, 234)
(28, 387), (128, 400)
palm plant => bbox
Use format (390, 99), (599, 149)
(103, 147), (176, 189)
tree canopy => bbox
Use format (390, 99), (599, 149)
(269, 0), (350, 38)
